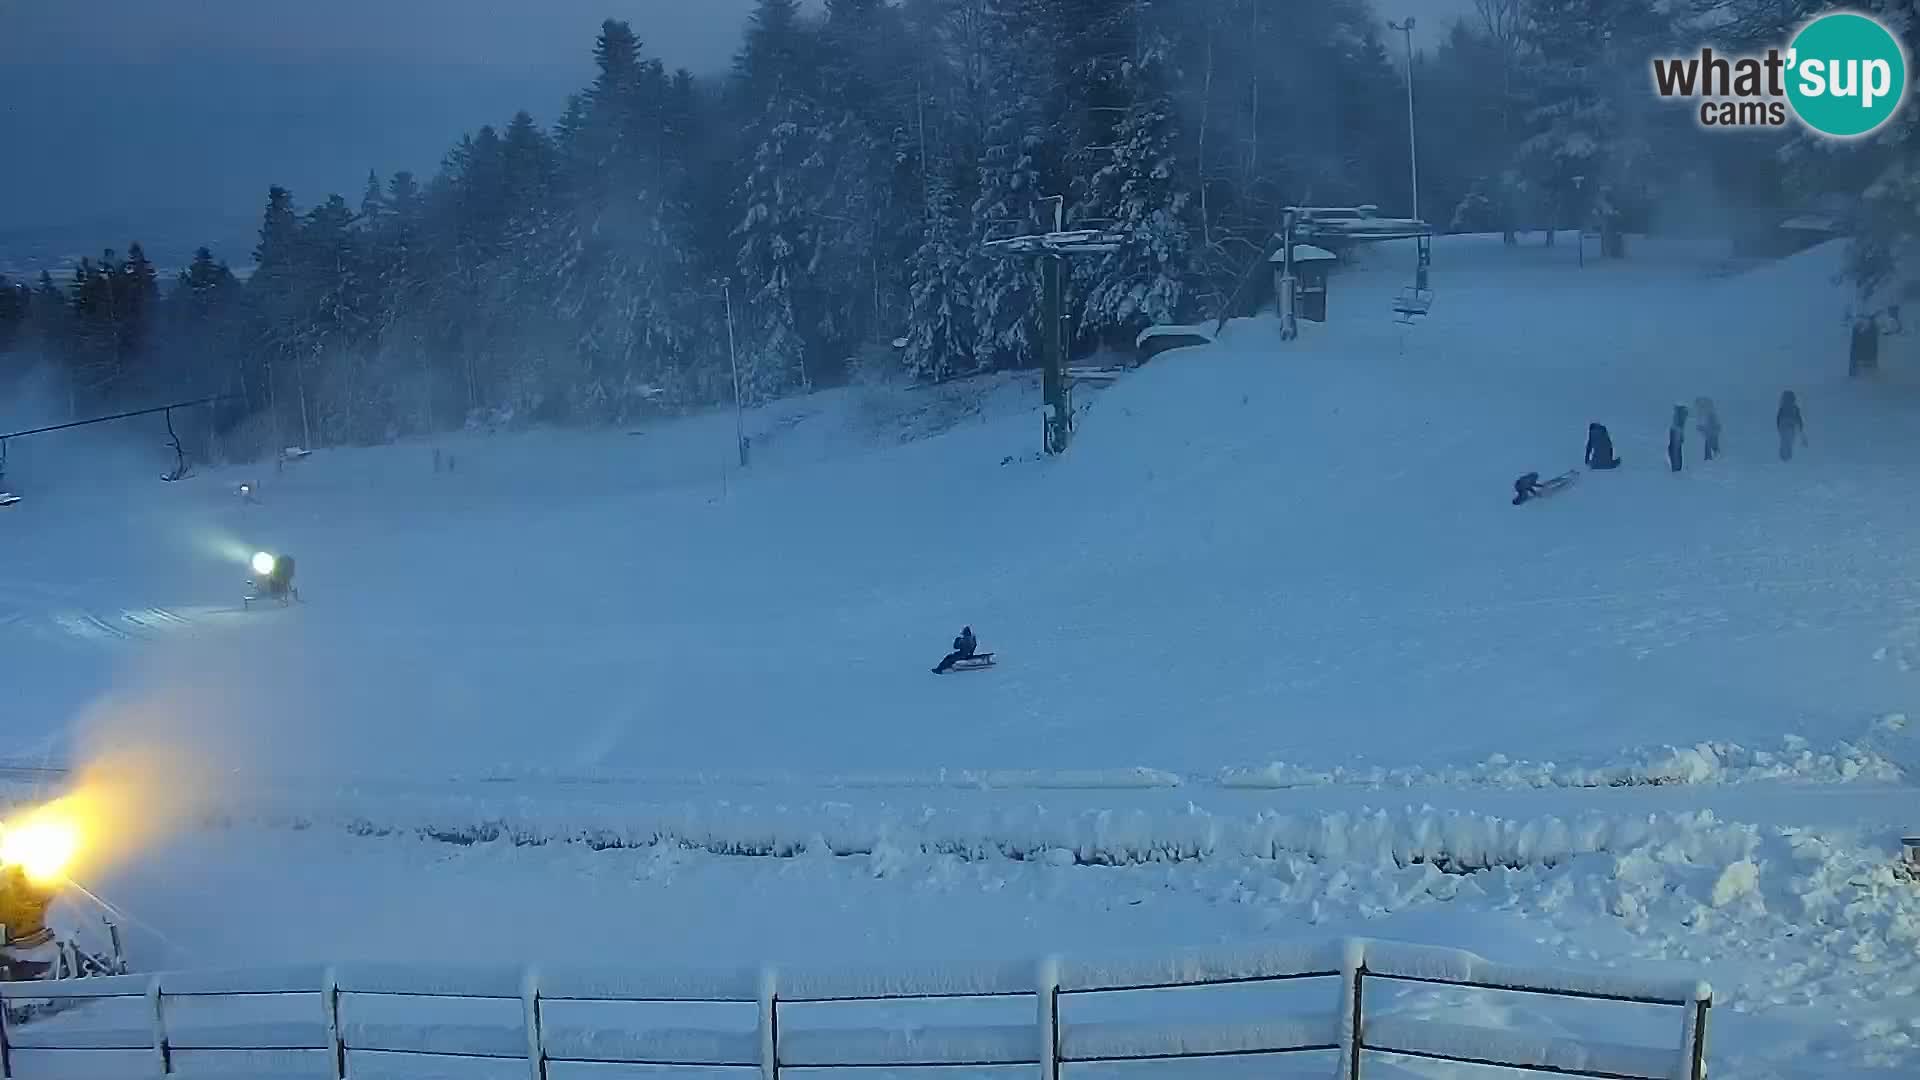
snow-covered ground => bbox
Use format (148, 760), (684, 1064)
(4, 234), (1919, 1076)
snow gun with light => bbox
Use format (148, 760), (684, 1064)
(0, 799), (126, 983)
(244, 550), (299, 609)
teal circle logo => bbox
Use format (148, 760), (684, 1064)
(1786, 12), (1907, 137)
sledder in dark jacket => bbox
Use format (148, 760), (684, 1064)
(933, 626), (978, 673)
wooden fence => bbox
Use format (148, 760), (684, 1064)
(0, 937), (1709, 1080)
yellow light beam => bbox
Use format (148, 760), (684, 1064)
(0, 813), (81, 887)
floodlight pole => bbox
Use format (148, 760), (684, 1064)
(1040, 196), (1069, 455)
(722, 279), (746, 467)
(1388, 18), (1420, 226)
(1572, 176), (1587, 268)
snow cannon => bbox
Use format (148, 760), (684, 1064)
(0, 866), (60, 980)
(244, 551), (298, 608)
(0, 799), (122, 982)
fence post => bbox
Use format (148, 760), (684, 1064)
(1687, 995), (1711, 1080)
(1, 988), (12, 1080)
(1337, 940), (1365, 1080)
(147, 976), (171, 1077)
(759, 966), (779, 1080)
(1037, 955), (1061, 1080)
(323, 967), (345, 1080)
(522, 968), (547, 1080)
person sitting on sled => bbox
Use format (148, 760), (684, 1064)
(934, 626), (978, 673)
(1512, 473), (1543, 506)
(1584, 423), (1620, 470)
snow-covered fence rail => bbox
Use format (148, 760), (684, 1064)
(0, 939), (1710, 1080)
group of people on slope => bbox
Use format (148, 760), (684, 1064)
(1662, 391), (1806, 472)
(1579, 391), (1807, 477)
(1519, 391), (1810, 506)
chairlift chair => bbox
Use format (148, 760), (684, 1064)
(1393, 286), (1435, 324)
(160, 409), (193, 482)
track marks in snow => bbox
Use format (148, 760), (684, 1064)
(37, 606), (203, 648)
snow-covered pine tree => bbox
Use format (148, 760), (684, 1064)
(970, 0), (1049, 370)
(733, 97), (825, 403)
(1511, 0), (1674, 252)
(29, 272), (67, 358)
(294, 194), (367, 443)
(905, 162), (975, 381)
(811, 0), (900, 364)
(542, 21), (701, 421)
(735, 0), (814, 116)
(0, 276), (24, 358)
(731, 0), (833, 402)
(1076, 20), (1197, 337)
(167, 247), (243, 408)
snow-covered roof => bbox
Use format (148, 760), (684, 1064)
(1302, 219), (1432, 242)
(1135, 323), (1216, 349)
(1779, 214), (1842, 234)
(1269, 244), (1338, 263)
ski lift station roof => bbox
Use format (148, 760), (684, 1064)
(1287, 206), (1434, 244)
(1136, 322), (1217, 350)
(1270, 244), (1338, 263)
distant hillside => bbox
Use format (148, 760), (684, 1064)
(0, 212), (256, 281)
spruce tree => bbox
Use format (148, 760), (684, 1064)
(735, 0), (811, 114)
(1077, 19), (1196, 335)
(971, 0), (1050, 370)
(1512, 0), (1674, 251)
(905, 163), (975, 381)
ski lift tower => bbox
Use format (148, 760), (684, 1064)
(981, 196), (1124, 455)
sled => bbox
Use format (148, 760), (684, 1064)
(0, 493), (18, 507)
(1513, 469), (1578, 505)
(1537, 470), (1578, 495)
(935, 652), (996, 674)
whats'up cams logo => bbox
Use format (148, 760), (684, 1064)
(1652, 11), (1908, 137)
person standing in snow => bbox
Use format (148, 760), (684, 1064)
(1584, 423), (1621, 470)
(1776, 391), (1806, 461)
(1693, 397), (1722, 461)
(1667, 405), (1688, 472)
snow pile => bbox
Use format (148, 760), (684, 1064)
(459, 765), (1189, 791)
(1061, 1015), (1335, 1060)
(1218, 731), (1905, 790)
(237, 791), (1785, 880)
(1356, 937), (1707, 1002)
(1363, 1016), (1681, 1079)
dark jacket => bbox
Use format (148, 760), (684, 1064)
(1584, 424), (1616, 467)
(953, 628), (977, 657)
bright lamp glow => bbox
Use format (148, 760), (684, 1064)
(0, 812), (81, 887)
(251, 551), (276, 576)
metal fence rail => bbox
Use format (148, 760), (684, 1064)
(0, 938), (1710, 1080)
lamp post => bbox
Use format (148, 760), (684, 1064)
(721, 279), (746, 467)
(1572, 175), (1587, 267)
(1387, 18), (1420, 224)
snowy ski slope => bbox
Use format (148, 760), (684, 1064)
(3, 234), (1918, 1076)
(8, 237), (1920, 782)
